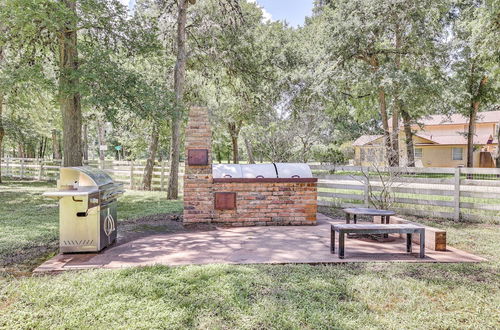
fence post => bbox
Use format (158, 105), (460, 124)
(160, 161), (166, 191)
(20, 158), (24, 179)
(129, 160), (134, 190)
(454, 167), (461, 221)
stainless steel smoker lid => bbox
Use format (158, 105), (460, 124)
(241, 164), (278, 178)
(212, 164), (243, 178)
(274, 163), (313, 178)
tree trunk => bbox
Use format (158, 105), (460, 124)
(466, 76), (488, 167)
(167, 0), (188, 200)
(401, 109), (414, 167)
(142, 126), (159, 191)
(43, 137), (48, 158)
(378, 87), (393, 166)
(466, 103), (477, 167)
(52, 129), (62, 159)
(97, 118), (106, 161)
(38, 138), (44, 159)
(299, 137), (309, 163)
(231, 135), (239, 164)
(215, 146), (222, 163)
(369, 55), (394, 167)
(0, 56), (4, 183)
(391, 22), (402, 167)
(243, 133), (255, 164)
(82, 123), (88, 161)
(228, 121), (241, 164)
(495, 120), (500, 168)
(58, 0), (82, 167)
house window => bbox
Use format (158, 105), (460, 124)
(414, 148), (423, 158)
(452, 147), (463, 161)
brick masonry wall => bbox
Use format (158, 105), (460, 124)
(212, 181), (317, 226)
(183, 107), (213, 223)
(183, 106), (318, 226)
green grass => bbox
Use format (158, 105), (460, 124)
(0, 180), (183, 270)
(0, 180), (499, 329)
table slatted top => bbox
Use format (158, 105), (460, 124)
(332, 223), (425, 234)
(342, 207), (395, 216)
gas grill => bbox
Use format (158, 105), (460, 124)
(43, 166), (124, 253)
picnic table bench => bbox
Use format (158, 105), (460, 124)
(330, 224), (425, 259)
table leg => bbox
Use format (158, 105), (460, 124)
(346, 213), (350, 224)
(419, 230), (425, 258)
(331, 226), (335, 254)
(339, 232), (345, 259)
(353, 214), (357, 224)
(406, 233), (412, 253)
(383, 216), (390, 238)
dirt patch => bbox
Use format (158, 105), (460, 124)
(1, 245), (58, 277)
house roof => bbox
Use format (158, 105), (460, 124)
(414, 133), (497, 145)
(389, 110), (500, 128)
(353, 133), (497, 147)
(353, 134), (383, 146)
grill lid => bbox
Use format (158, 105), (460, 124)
(212, 163), (313, 179)
(274, 163), (313, 178)
(74, 166), (114, 187)
(241, 164), (277, 178)
(212, 164), (243, 178)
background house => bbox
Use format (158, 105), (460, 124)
(354, 111), (500, 168)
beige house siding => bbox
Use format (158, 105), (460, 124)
(353, 114), (499, 168)
(353, 112), (499, 168)
(354, 134), (495, 168)
(417, 145), (470, 167)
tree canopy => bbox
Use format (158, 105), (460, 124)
(0, 0), (498, 185)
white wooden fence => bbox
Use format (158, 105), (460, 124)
(2, 158), (500, 222)
(311, 165), (500, 223)
(0, 158), (184, 192)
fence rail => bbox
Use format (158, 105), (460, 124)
(0, 158), (184, 192)
(311, 164), (500, 223)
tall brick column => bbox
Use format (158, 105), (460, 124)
(183, 106), (213, 223)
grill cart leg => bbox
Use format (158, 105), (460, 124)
(339, 231), (345, 259)
(331, 226), (335, 254)
(406, 233), (412, 253)
(419, 230), (426, 258)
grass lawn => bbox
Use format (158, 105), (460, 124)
(1, 180), (499, 329)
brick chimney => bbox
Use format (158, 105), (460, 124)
(183, 106), (213, 223)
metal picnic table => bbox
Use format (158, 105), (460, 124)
(342, 207), (396, 239)
(342, 207), (395, 224)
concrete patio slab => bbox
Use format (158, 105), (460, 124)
(34, 214), (486, 273)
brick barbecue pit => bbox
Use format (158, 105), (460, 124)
(183, 107), (318, 226)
